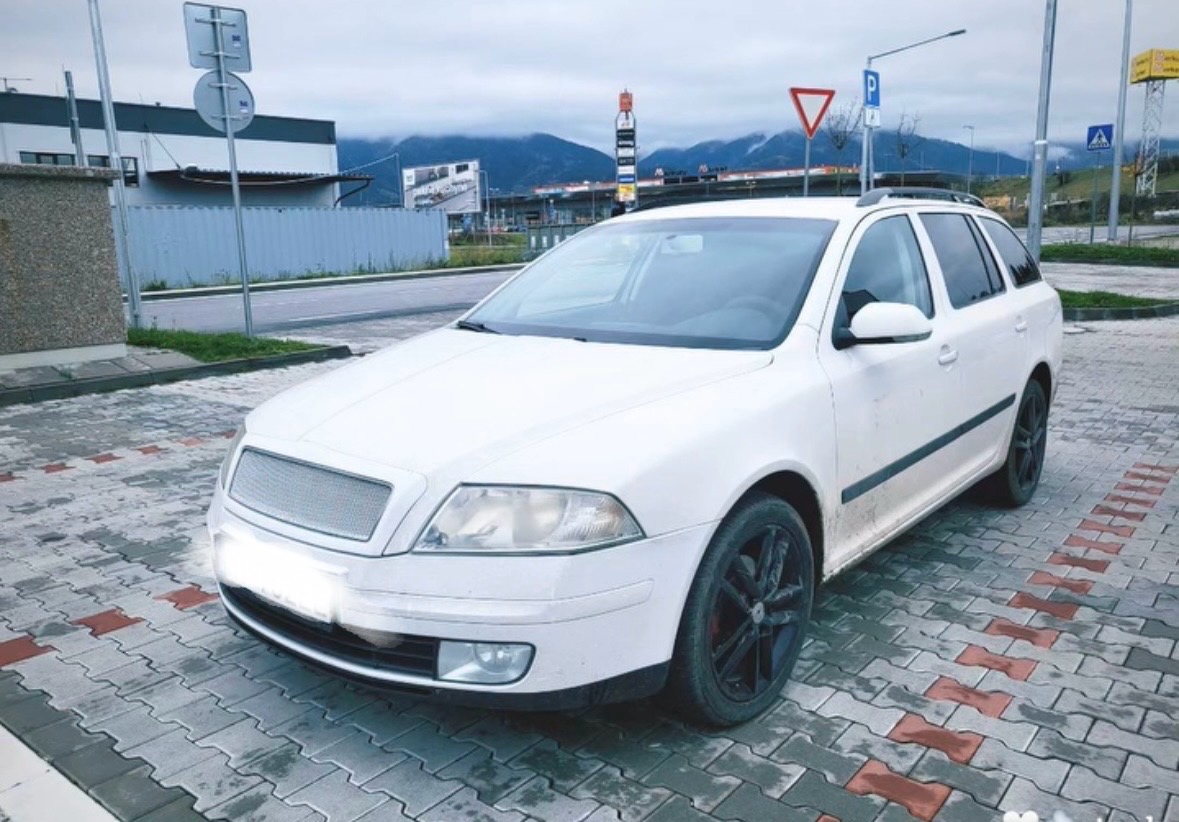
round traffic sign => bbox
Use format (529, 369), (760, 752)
(192, 70), (255, 134)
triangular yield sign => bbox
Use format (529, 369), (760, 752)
(790, 87), (836, 140)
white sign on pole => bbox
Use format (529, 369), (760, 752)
(863, 107), (881, 128)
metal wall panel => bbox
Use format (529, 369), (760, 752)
(123, 205), (448, 287)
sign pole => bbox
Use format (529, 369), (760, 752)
(211, 7), (253, 337)
(1089, 156), (1099, 245)
(803, 136), (812, 197)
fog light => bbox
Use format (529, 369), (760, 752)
(436, 641), (533, 684)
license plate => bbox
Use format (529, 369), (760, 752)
(217, 532), (341, 624)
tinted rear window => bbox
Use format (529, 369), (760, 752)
(920, 213), (1005, 309)
(980, 217), (1042, 287)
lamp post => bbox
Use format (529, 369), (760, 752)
(1108, 0), (1132, 241)
(1026, 0), (1058, 262)
(860, 28), (966, 194)
(963, 125), (976, 194)
(478, 169), (491, 248)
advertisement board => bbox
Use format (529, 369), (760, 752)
(403, 160), (482, 214)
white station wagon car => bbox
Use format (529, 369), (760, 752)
(209, 189), (1063, 725)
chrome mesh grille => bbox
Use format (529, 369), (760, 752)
(228, 449), (391, 541)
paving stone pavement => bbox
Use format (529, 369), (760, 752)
(0, 315), (1177, 822)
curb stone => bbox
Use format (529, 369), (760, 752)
(1063, 302), (1179, 321)
(0, 345), (353, 409)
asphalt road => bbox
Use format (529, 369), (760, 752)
(140, 270), (513, 335)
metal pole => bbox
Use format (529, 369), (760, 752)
(1026, 0), (1057, 263)
(1089, 156), (1099, 244)
(393, 153), (401, 207)
(1108, 0), (1132, 242)
(803, 136), (811, 197)
(860, 58), (871, 194)
(64, 70), (86, 167)
(87, 0), (141, 329)
(964, 125), (975, 194)
(211, 7), (253, 337)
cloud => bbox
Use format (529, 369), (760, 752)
(4, 0), (1177, 155)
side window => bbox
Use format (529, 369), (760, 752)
(980, 217), (1042, 287)
(837, 215), (933, 328)
(920, 213), (1004, 309)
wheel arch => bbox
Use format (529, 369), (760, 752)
(1030, 361), (1053, 403)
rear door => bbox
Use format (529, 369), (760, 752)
(914, 211), (1024, 476)
(817, 213), (963, 567)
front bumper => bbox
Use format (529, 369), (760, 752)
(208, 489), (713, 703)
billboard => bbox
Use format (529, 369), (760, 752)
(403, 160), (482, 214)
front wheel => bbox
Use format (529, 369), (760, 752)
(986, 379), (1049, 508)
(666, 493), (814, 726)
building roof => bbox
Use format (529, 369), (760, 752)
(0, 93), (335, 145)
(147, 168), (370, 186)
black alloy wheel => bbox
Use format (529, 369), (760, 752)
(986, 378), (1049, 508)
(667, 493), (814, 726)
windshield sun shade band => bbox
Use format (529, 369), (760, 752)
(841, 394), (1017, 504)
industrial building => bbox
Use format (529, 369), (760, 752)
(0, 92), (368, 207)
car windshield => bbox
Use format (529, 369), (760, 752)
(463, 216), (837, 349)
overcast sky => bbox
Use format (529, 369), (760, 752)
(5, 0), (1177, 157)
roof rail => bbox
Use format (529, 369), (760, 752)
(856, 187), (985, 208)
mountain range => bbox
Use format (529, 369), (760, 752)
(337, 131), (1175, 206)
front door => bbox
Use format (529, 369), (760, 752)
(816, 213), (961, 569)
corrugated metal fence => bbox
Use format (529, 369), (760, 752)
(122, 206), (448, 288)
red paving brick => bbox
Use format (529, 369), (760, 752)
(925, 676), (1013, 718)
(1115, 481), (1165, 496)
(0, 473), (15, 483)
(1029, 570), (1093, 595)
(956, 644), (1038, 681)
(135, 445), (164, 455)
(1104, 493), (1156, 509)
(85, 453), (121, 464)
(984, 618), (1059, 649)
(845, 760), (951, 821)
(1076, 519), (1135, 539)
(816, 817), (839, 822)
(1009, 592), (1079, 621)
(178, 437), (204, 447)
(888, 714), (983, 765)
(1063, 534), (1123, 555)
(1090, 504), (1147, 522)
(1124, 470), (1171, 484)
(0, 636), (54, 667)
(1048, 552), (1110, 573)
(71, 608), (142, 637)
(156, 586), (218, 610)
(1134, 462), (1178, 475)
(42, 463), (72, 474)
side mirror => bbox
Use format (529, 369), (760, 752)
(834, 302), (933, 350)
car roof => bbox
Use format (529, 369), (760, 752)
(617, 195), (988, 225)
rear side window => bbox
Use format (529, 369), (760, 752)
(920, 213), (1005, 309)
(979, 217), (1042, 287)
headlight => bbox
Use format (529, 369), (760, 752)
(413, 485), (643, 554)
(219, 424), (247, 488)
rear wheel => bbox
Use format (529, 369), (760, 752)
(987, 379), (1048, 507)
(667, 493), (814, 726)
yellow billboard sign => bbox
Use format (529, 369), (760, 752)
(1130, 49), (1179, 83)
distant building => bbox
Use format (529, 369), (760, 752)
(0, 93), (369, 207)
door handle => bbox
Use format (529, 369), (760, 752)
(938, 347), (958, 366)
(1015, 317), (1029, 333)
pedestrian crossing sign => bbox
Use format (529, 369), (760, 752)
(1086, 124), (1113, 152)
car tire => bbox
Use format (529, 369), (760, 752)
(666, 492), (814, 727)
(986, 379), (1049, 508)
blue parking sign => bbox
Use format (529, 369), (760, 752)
(863, 70), (880, 108)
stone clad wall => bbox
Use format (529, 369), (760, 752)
(0, 163), (126, 368)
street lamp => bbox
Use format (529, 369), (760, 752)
(1026, 0), (1058, 262)
(860, 28), (967, 194)
(478, 169), (492, 248)
(963, 125), (976, 194)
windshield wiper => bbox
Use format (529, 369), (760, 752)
(454, 319), (500, 334)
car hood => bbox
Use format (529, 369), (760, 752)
(247, 328), (772, 477)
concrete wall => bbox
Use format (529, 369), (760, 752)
(0, 163), (127, 368)
(124, 206), (449, 288)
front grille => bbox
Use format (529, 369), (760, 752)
(223, 585), (439, 677)
(228, 448), (391, 541)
